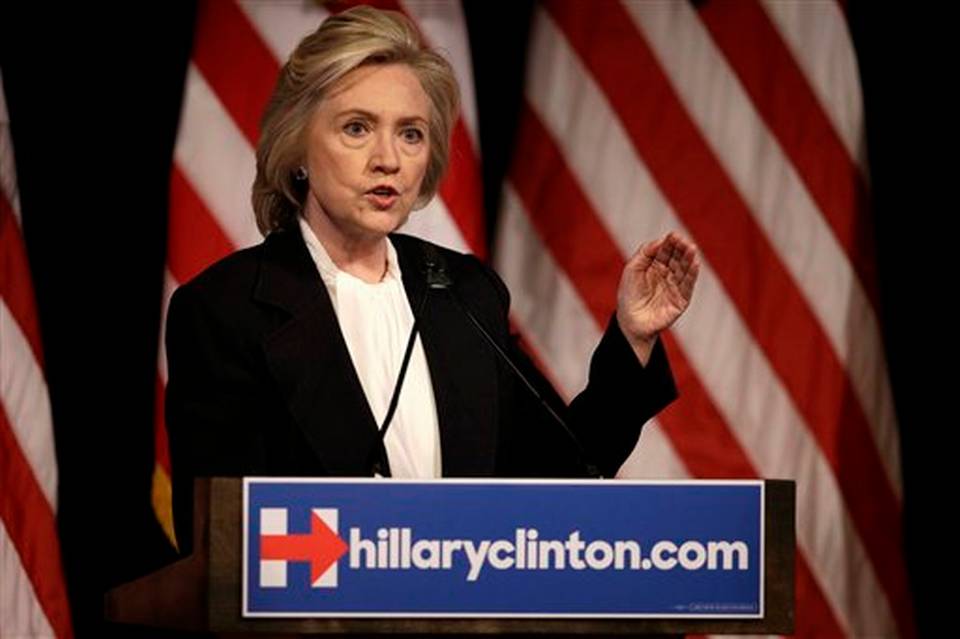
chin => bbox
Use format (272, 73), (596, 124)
(370, 209), (411, 234)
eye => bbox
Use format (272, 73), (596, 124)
(343, 120), (369, 137)
(401, 127), (425, 144)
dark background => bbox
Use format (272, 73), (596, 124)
(0, 2), (952, 636)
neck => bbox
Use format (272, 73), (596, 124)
(303, 206), (388, 283)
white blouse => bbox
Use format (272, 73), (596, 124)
(298, 216), (442, 478)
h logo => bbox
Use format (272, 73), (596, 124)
(258, 508), (348, 588)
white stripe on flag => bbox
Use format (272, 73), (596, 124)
(174, 64), (261, 250)
(760, 0), (870, 175)
(0, 520), (55, 639)
(400, 195), (471, 253)
(400, 0), (480, 143)
(237, 0), (329, 63)
(157, 269), (180, 386)
(618, 418), (691, 480)
(496, 184), (597, 398)
(526, 9), (674, 252)
(0, 299), (58, 508)
(0, 108), (20, 225)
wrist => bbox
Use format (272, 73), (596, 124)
(615, 311), (657, 366)
(627, 332), (656, 367)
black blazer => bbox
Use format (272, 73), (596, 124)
(165, 223), (677, 551)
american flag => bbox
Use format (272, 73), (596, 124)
(153, 2), (910, 637)
(0, 70), (74, 638)
(497, 2), (909, 637)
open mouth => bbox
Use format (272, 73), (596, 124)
(366, 186), (400, 209)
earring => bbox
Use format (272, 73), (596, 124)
(294, 166), (308, 181)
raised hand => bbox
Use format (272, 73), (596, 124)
(615, 232), (700, 365)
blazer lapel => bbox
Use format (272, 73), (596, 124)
(252, 226), (499, 478)
(254, 226), (383, 476)
(393, 235), (499, 477)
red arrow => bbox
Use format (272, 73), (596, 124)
(260, 512), (349, 583)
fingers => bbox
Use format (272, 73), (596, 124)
(659, 233), (699, 299)
(658, 232), (695, 269)
(678, 254), (700, 300)
(654, 233), (676, 268)
(625, 235), (664, 274)
(629, 232), (700, 292)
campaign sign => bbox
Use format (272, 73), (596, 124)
(243, 479), (763, 618)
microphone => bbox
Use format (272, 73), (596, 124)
(422, 244), (602, 479)
(370, 270), (433, 478)
(424, 247), (453, 290)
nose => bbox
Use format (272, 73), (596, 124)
(369, 130), (400, 175)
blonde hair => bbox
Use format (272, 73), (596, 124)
(252, 6), (460, 236)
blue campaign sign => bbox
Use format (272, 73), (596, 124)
(243, 479), (763, 618)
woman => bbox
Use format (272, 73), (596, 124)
(165, 6), (699, 552)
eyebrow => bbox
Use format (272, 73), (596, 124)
(335, 109), (428, 126)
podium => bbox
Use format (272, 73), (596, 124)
(105, 478), (794, 635)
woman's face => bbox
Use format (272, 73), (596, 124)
(302, 63), (432, 247)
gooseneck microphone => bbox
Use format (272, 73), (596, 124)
(421, 244), (602, 479)
(369, 288), (429, 479)
(373, 244), (603, 479)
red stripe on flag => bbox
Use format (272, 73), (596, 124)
(546, 4), (910, 632)
(0, 192), (45, 368)
(657, 332), (847, 637)
(168, 167), (237, 284)
(696, 0), (879, 309)
(509, 103), (621, 322)
(192, 0), (280, 147)
(835, 0), (849, 20)
(656, 337), (757, 478)
(796, 553), (850, 638)
(330, 0), (402, 14)
(154, 375), (171, 476)
(439, 120), (486, 257)
(0, 404), (73, 639)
